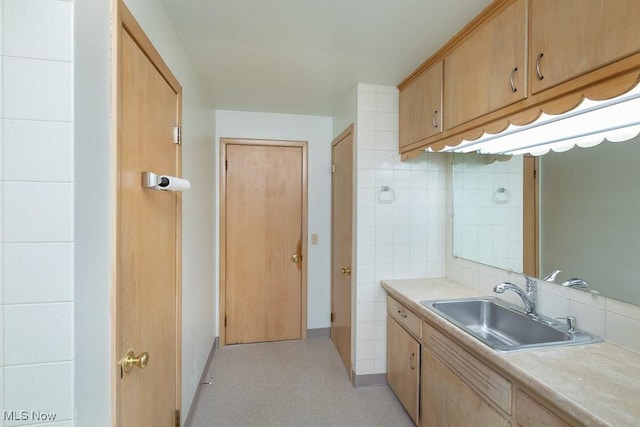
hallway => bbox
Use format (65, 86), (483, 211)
(190, 338), (414, 426)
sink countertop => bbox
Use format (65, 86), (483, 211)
(382, 278), (640, 427)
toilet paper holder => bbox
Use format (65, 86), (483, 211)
(142, 171), (191, 191)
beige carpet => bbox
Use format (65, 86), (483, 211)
(190, 338), (415, 427)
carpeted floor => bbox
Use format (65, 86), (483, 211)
(190, 338), (415, 427)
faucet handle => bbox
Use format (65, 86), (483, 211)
(556, 316), (577, 332)
(561, 278), (589, 288)
(515, 271), (537, 289)
(542, 269), (562, 283)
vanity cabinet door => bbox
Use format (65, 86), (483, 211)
(443, 0), (527, 129)
(530, 0), (640, 94)
(516, 391), (571, 427)
(399, 61), (443, 149)
(421, 346), (510, 427)
(387, 316), (420, 425)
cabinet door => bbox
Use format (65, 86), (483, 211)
(399, 61), (443, 149)
(530, 0), (640, 94)
(516, 391), (571, 427)
(444, 0), (527, 129)
(421, 347), (510, 427)
(386, 316), (420, 424)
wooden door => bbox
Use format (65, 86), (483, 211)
(115, 3), (182, 426)
(444, 0), (527, 129)
(530, 0), (640, 94)
(331, 126), (354, 376)
(386, 317), (420, 424)
(399, 61), (443, 149)
(222, 140), (307, 345)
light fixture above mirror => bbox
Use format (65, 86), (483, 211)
(432, 83), (640, 156)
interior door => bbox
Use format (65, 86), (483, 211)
(223, 140), (307, 344)
(331, 126), (354, 376)
(115, 4), (182, 426)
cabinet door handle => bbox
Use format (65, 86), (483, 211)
(397, 308), (407, 319)
(410, 352), (416, 370)
(536, 53), (545, 80)
(510, 67), (518, 93)
(432, 110), (438, 128)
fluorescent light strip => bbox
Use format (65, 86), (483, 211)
(436, 83), (640, 155)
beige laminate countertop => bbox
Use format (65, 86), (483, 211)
(382, 278), (640, 427)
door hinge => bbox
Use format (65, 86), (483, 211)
(225, 160), (228, 170)
(330, 312), (335, 323)
(533, 168), (537, 178)
(225, 316), (227, 327)
(175, 410), (181, 427)
(173, 126), (182, 145)
(331, 163), (336, 174)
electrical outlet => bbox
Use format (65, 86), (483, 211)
(311, 233), (319, 245)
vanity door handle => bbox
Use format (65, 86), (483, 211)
(510, 67), (518, 93)
(535, 53), (545, 80)
(432, 110), (439, 128)
(410, 352), (416, 370)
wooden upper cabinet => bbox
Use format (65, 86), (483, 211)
(530, 0), (640, 94)
(399, 61), (443, 149)
(444, 0), (527, 130)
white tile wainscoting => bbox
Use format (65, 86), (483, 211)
(1, 0), (75, 423)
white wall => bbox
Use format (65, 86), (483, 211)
(75, 0), (216, 424)
(353, 84), (447, 376)
(214, 110), (333, 333)
(2, 0), (75, 423)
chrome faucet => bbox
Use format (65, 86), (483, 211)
(562, 278), (589, 288)
(493, 272), (538, 315)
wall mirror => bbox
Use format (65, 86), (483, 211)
(452, 134), (640, 306)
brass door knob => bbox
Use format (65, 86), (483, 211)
(341, 267), (351, 276)
(122, 351), (150, 374)
(291, 254), (301, 263)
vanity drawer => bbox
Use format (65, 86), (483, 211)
(387, 295), (422, 339)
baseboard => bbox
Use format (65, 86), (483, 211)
(306, 327), (330, 339)
(184, 337), (218, 427)
(351, 372), (387, 388)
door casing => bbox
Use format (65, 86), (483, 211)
(219, 138), (308, 346)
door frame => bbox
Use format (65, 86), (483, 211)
(112, 1), (183, 423)
(219, 138), (309, 346)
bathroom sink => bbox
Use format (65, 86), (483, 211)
(420, 297), (601, 352)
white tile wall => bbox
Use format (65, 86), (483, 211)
(1, 0), (75, 423)
(354, 84), (447, 375)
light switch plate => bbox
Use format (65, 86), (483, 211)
(311, 233), (318, 245)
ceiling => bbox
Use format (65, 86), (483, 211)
(160, 0), (493, 116)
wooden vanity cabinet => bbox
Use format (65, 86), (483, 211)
(421, 323), (511, 426)
(516, 390), (571, 427)
(387, 296), (422, 425)
(386, 296), (421, 424)
(530, 0), (640, 94)
(387, 316), (420, 424)
(398, 61), (443, 149)
(443, 0), (527, 129)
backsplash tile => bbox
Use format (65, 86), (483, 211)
(605, 312), (640, 353)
